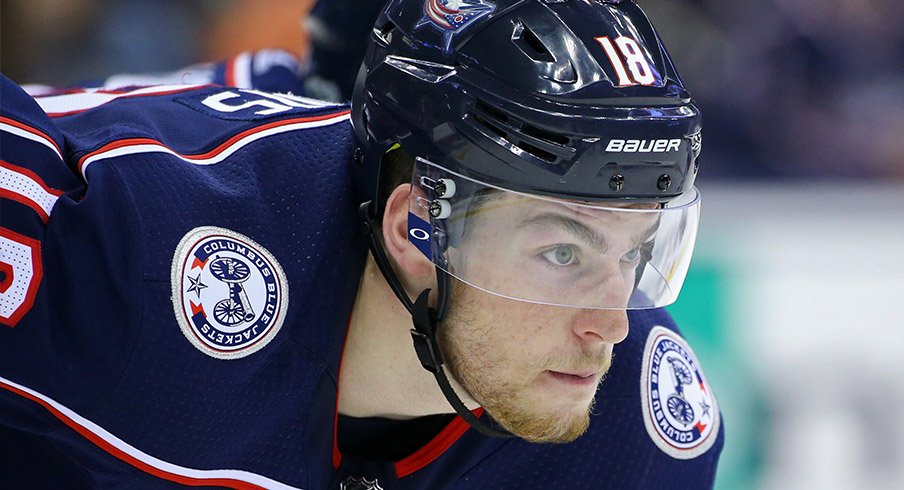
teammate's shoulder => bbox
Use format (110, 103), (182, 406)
(33, 83), (348, 125)
(1, 75), (66, 156)
(33, 84), (350, 175)
(0, 75), (82, 214)
(25, 49), (306, 97)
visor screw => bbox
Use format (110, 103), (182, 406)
(429, 199), (452, 219)
(657, 174), (672, 191)
(353, 147), (365, 165)
(435, 178), (456, 198)
(609, 174), (625, 191)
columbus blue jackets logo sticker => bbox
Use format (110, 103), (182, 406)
(415, 0), (497, 54)
(640, 326), (719, 459)
(171, 227), (288, 359)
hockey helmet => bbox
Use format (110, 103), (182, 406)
(352, 0), (702, 310)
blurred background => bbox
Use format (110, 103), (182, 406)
(2, 0), (903, 488)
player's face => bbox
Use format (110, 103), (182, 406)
(436, 198), (650, 443)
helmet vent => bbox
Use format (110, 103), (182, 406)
(376, 21), (396, 45)
(512, 21), (555, 63)
(469, 99), (577, 168)
(521, 124), (570, 146)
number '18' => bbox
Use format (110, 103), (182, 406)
(595, 36), (656, 87)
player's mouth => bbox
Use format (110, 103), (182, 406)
(545, 370), (599, 387)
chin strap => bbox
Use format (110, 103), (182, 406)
(359, 201), (513, 439)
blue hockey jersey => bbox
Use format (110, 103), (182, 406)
(0, 74), (723, 489)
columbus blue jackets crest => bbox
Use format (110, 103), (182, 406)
(171, 226), (288, 359)
(641, 326), (720, 459)
(415, 0), (497, 54)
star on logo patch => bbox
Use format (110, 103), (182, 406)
(186, 274), (208, 298)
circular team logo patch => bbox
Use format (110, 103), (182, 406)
(640, 326), (719, 459)
(171, 227), (288, 359)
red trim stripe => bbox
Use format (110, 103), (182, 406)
(394, 408), (483, 478)
(0, 376), (309, 488)
(225, 57), (237, 87)
(0, 116), (64, 157)
(0, 380), (268, 488)
(331, 316), (482, 476)
(0, 262), (12, 293)
(39, 85), (213, 118)
(76, 110), (351, 175)
(0, 160), (65, 224)
(0, 227), (43, 327)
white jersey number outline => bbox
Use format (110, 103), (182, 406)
(595, 36), (656, 87)
(0, 229), (42, 327)
(202, 89), (339, 116)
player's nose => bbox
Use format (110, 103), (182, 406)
(570, 308), (629, 345)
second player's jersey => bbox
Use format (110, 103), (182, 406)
(1, 75), (365, 489)
(23, 49), (307, 98)
(0, 74), (722, 489)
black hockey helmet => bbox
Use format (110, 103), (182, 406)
(351, 0), (702, 207)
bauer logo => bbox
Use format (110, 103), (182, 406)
(171, 227), (288, 359)
(605, 139), (681, 153)
(640, 326), (719, 459)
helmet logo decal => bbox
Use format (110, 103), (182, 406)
(415, 0), (497, 54)
(172, 227), (288, 359)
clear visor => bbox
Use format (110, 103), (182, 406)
(407, 157), (701, 310)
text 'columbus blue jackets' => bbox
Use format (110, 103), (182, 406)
(0, 70), (723, 489)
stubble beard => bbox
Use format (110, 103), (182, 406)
(436, 290), (609, 444)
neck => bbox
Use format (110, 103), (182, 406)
(338, 255), (474, 419)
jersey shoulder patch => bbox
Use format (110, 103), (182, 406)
(639, 325), (720, 459)
(171, 226), (288, 359)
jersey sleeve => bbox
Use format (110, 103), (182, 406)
(0, 75), (143, 437)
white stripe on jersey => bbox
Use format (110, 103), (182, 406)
(79, 111), (350, 180)
(0, 120), (63, 162)
(0, 163), (61, 221)
(0, 375), (305, 490)
(233, 52), (254, 89)
(34, 85), (207, 117)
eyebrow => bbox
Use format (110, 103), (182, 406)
(522, 213), (610, 254)
(522, 213), (660, 255)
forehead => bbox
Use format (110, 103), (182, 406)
(467, 191), (658, 220)
(458, 191), (660, 242)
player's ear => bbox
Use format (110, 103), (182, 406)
(381, 183), (435, 284)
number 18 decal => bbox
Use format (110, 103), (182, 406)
(595, 36), (656, 86)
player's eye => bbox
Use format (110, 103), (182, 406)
(622, 239), (655, 266)
(621, 246), (642, 265)
(540, 245), (578, 267)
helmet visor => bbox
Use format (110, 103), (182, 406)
(407, 157), (701, 309)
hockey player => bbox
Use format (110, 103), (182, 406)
(0, 0), (723, 488)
